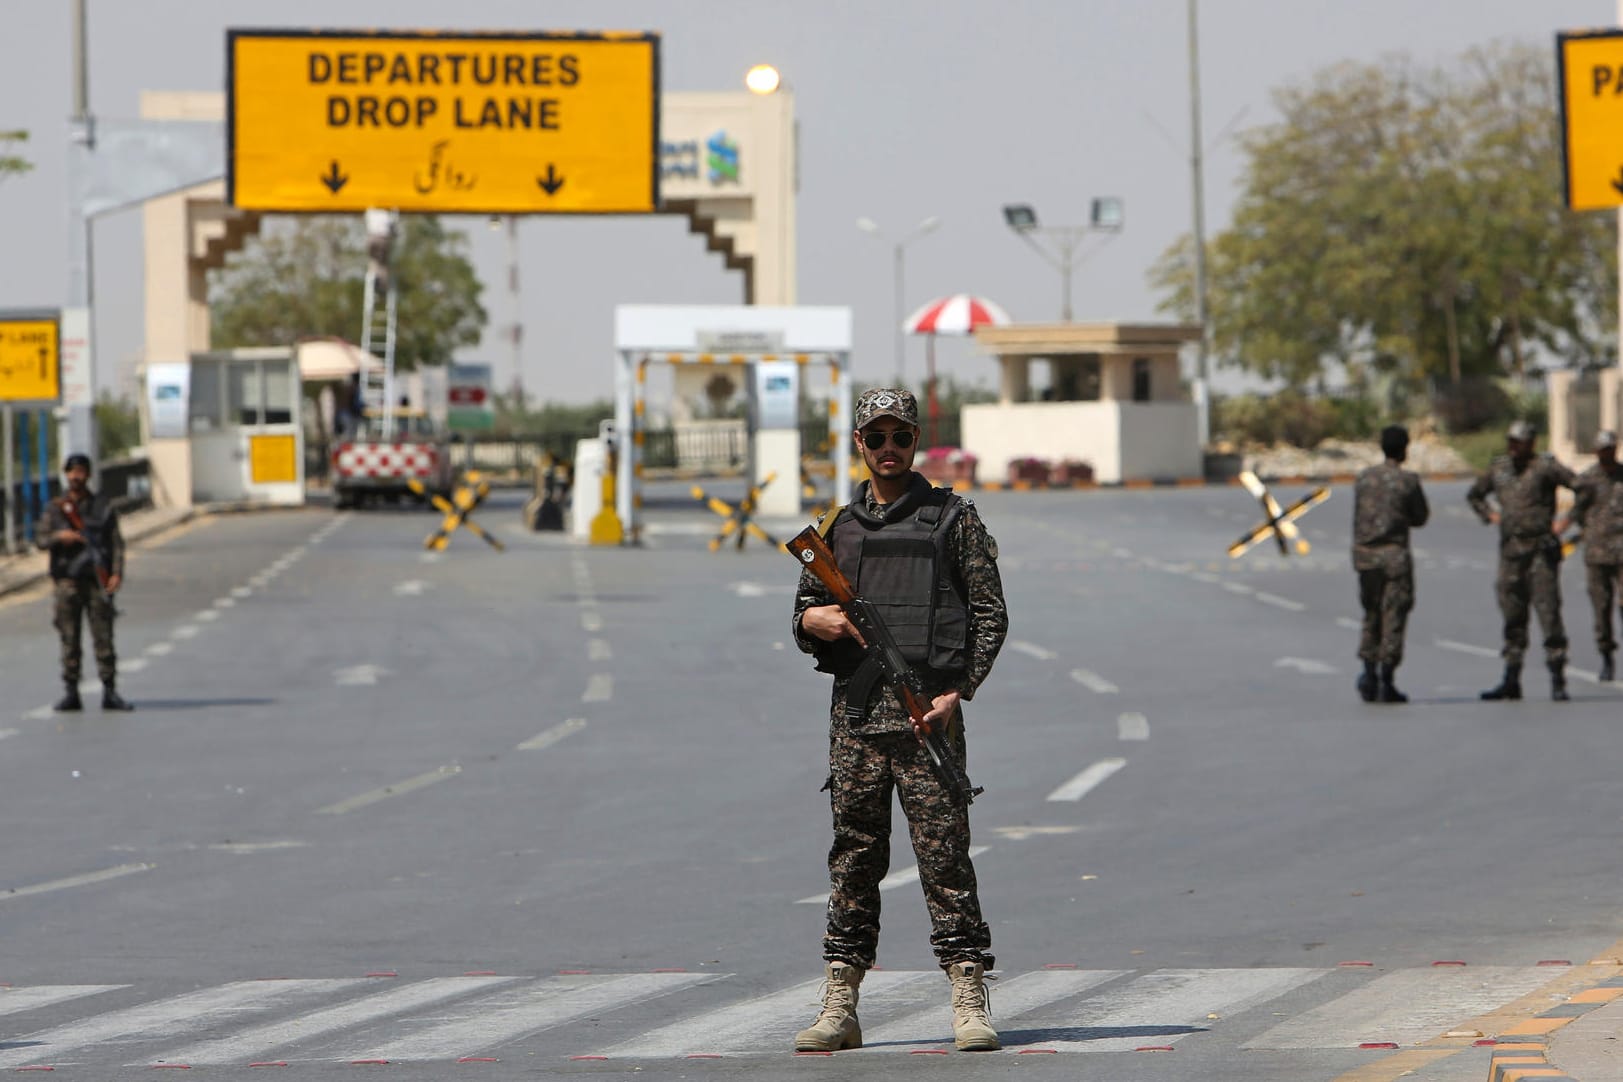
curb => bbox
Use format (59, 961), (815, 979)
(1481, 975), (1623, 1082)
(950, 471), (1478, 493)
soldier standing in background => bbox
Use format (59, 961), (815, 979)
(38, 454), (133, 712)
(1467, 420), (1578, 702)
(1351, 425), (1429, 703)
(1572, 430), (1623, 681)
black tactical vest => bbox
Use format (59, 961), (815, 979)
(817, 475), (969, 680)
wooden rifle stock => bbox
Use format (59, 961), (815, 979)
(787, 526), (984, 804)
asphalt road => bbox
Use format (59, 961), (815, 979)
(0, 480), (1619, 1081)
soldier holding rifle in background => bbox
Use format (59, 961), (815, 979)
(790, 388), (1007, 1053)
(1571, 429), (1623, 681)
(38, 453), (132, 712)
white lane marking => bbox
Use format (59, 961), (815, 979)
(419, 552), (443, 564)
(1, 862), (153, 901)
(991, 824), (1087, 841)
(146, 642), (175, 657)
(1274, 657), (1338, 675)
(170, 625), (199, 641)
(23, 705), (54, 720)
(1245, 966), (1554, 1049)
(1010, 640), (1059, 661)
(1046, 758), (1128, 802)
(1111, 547), (1134, 559)
(316, 765), (462, 815)
(864, 969), (1130, 1048)
(393, 580), (428, 597)
(1030, 968), (1326, 1053)
(368, 973), (723, 1061)
(213, 597), (235, 609)
(0, 980), (368, 1069)
(1223, 582), (1254, 595)
(194, 610), (220, 623)
(582, 674), (613, 703)
(207, 841), (308, 853)
(333, 664), (389, 687)
(1336, 616), (1362, 630)
(588, 639), (612, 661)
(796, 847), (992, 904)
(1117, 712), (1150, 741)
(0, 985), (126, 1017)
(0, 728), (20, 740)
(154, 976), (520, 1065)
(1070, 669), (1119, 694)
(604, 971), (931, 1057)
(231, 587), (252, 599)
(1190, 571), (1222, 584)
(580, 610), (604, 633)
(518, 718), (588, 751)
(120, 658), (149, 674)
(1256, 592), (1306, 611)
(731, 581), (765, 598)
(1435, 639), (1501, 659)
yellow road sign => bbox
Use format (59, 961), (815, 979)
(228, 29), (659, 213)
(0, 313), (60, 403)
(1559, 29), (1623, 211)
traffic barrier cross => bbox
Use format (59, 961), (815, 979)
(407, 471), (505, 553)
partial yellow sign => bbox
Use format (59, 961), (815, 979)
(249, 434), (299, 484)
(0, 315), (60, 403)
(1559, 29), (1623, 211)
(228, 30), (659, 213)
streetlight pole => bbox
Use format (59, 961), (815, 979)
(858, 216), (940, 385)
(1000, 203), (1122, 322)
(1188, 0), (1212, 447)
(64, 0), (97, 461)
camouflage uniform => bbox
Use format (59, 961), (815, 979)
(1351, 462), (1429, 666)
(37, 494), (124, 686)
(1467, 454), (1578, 666)
(792, 475), (1008, 971)
(1572, 460), (1623, 655)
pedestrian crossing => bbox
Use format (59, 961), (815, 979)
(0, 965), (1568, 1066)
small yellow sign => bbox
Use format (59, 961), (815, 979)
(0, 315), (60, 403)
(249, 434), (299, 484)
(228, 29), (659, 213)
(1559, 29), (1623, 211)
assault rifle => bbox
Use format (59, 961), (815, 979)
(59, 496), (117, 608)
(787, 525), (984, 805)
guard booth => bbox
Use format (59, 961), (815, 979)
(141, 347), (305, 508)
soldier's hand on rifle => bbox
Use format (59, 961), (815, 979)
(105, 574), (121, 594)
(1486, 511), (1501, 525)
(1552, 518), (1571, 536)
(802, 604), (867, 646)
(918, 690), (961, 738)
(54, 529), (84, 545)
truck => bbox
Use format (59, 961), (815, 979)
(330, 409), (455, 510)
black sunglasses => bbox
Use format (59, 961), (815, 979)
(861, 429), (916, 450)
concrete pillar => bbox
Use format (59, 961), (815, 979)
(999, 355), (1030, 405)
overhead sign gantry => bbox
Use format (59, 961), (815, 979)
(227, 29), (660, 213)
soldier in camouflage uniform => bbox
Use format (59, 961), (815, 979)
(1571, 430), (1623, 681)
(1351, 425), (1429, 703)
(791, 388), (1008, 1053)
(1467, 420), (1578, 702)
(37, 454), (133, 712)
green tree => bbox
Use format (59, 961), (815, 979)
(0, 129), (30, 180)
(210, 215), (486, 370)
(1150, 42), (1617, 392)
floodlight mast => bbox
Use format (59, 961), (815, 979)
(999, 202), (1122, 322)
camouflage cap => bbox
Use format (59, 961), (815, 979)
(1598, 430), (1619, 451)
(854, 387), (920, 429)
(1507, 419), (1536, 442)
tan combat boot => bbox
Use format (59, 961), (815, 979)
(945, 961), (1000, 1050)
(794, 961), (864, 1051)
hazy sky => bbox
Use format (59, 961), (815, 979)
(0, 0), (1615, 406)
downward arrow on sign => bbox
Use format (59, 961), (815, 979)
(536, 164), (565, 195)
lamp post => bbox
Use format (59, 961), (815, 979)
(857, 215), (941, 385)
(999, 200), (1123, 321)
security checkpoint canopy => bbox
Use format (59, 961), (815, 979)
(612, 304), (854, 543)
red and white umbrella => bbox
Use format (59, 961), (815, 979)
(902, 294), (1012, 444)
(902, 294), (1012, 336)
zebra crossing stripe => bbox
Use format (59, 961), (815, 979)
(150, 976), (519, 1065)
(0, 979), (369, 1069)
(1012, 968), (1326, 1053)
(1243, 966), (1554, 1049)
(355, 973), (721, 1062)
(0, 986), (125, 1017)
(603, 971), (937, 1058)
(860, 969), (1128, 1049)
